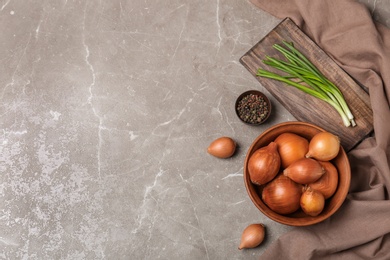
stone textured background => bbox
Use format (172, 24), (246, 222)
(1, 0), (389, 259)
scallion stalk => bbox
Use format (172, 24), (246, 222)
(256, 41), (356, 127)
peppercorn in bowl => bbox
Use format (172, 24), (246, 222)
(235, 90), (271, 125)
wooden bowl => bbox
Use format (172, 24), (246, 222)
(244, 121), (351, 226)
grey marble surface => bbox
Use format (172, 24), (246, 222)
(1, 0), (389, 259)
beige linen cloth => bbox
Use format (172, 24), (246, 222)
(248, 0), (390, 259)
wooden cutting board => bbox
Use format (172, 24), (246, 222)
(240, 18), (373, 151)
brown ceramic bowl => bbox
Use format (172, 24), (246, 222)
(244, 121), (351, 226)
(235, 90), (271, 125)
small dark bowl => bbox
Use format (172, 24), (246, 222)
(235, 90), (271, 125)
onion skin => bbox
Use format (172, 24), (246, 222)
(300, 187), (325, 217)
(283, 158), (325, 184)
(309, 161), (339, 199)
(306, 132), (340, 161)
(238, 223), (265, 250)
(207, 137), (236, 158)
(274, 133), (309, 169)
(262, 174), (303, 215)
(248, 142), (281, 185)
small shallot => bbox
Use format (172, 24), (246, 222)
(238, 223), (265, 250)
(306, 132), (340, 161)
(283, 158), (325, 184)
(262, 174), (303, 215)
(207, 137), (236, 158)
(309, 161), (339, 199)
(248, 142), (281, 185)
(300, 187), (325, 217)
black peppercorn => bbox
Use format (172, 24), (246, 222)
(236, 93), (269, 124)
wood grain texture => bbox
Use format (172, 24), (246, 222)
(240, 18), (373, 151)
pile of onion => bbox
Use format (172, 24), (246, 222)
(248, 131), (340, 216)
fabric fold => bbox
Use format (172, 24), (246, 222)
(248, 0), (390, 259)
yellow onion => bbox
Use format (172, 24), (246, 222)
(300, 187), (325, 217)
(309, 161), (339, 199)
(207, 137), (236, 158)
(306, 132), (340, 161)
(238, 223), (265, 250)
(283, 158), (325, 184)
(262, 174), (303, 215)
(274, 133), (309, 169)
(248, 142), (281, 185)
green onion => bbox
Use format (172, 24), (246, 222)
(256, 41), (356, 127)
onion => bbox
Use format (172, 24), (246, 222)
(283, 158), (325, 184)
(309, 161), (339, 199)
(262, 174), (303, 215)
(238, 223), (265, 250)
(274, 133), (309, 169)
(300, 187), (325, 217)
(248, 142), (281, 186)
(306, 132), (340, 161)
(207, 137), (236, 158)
